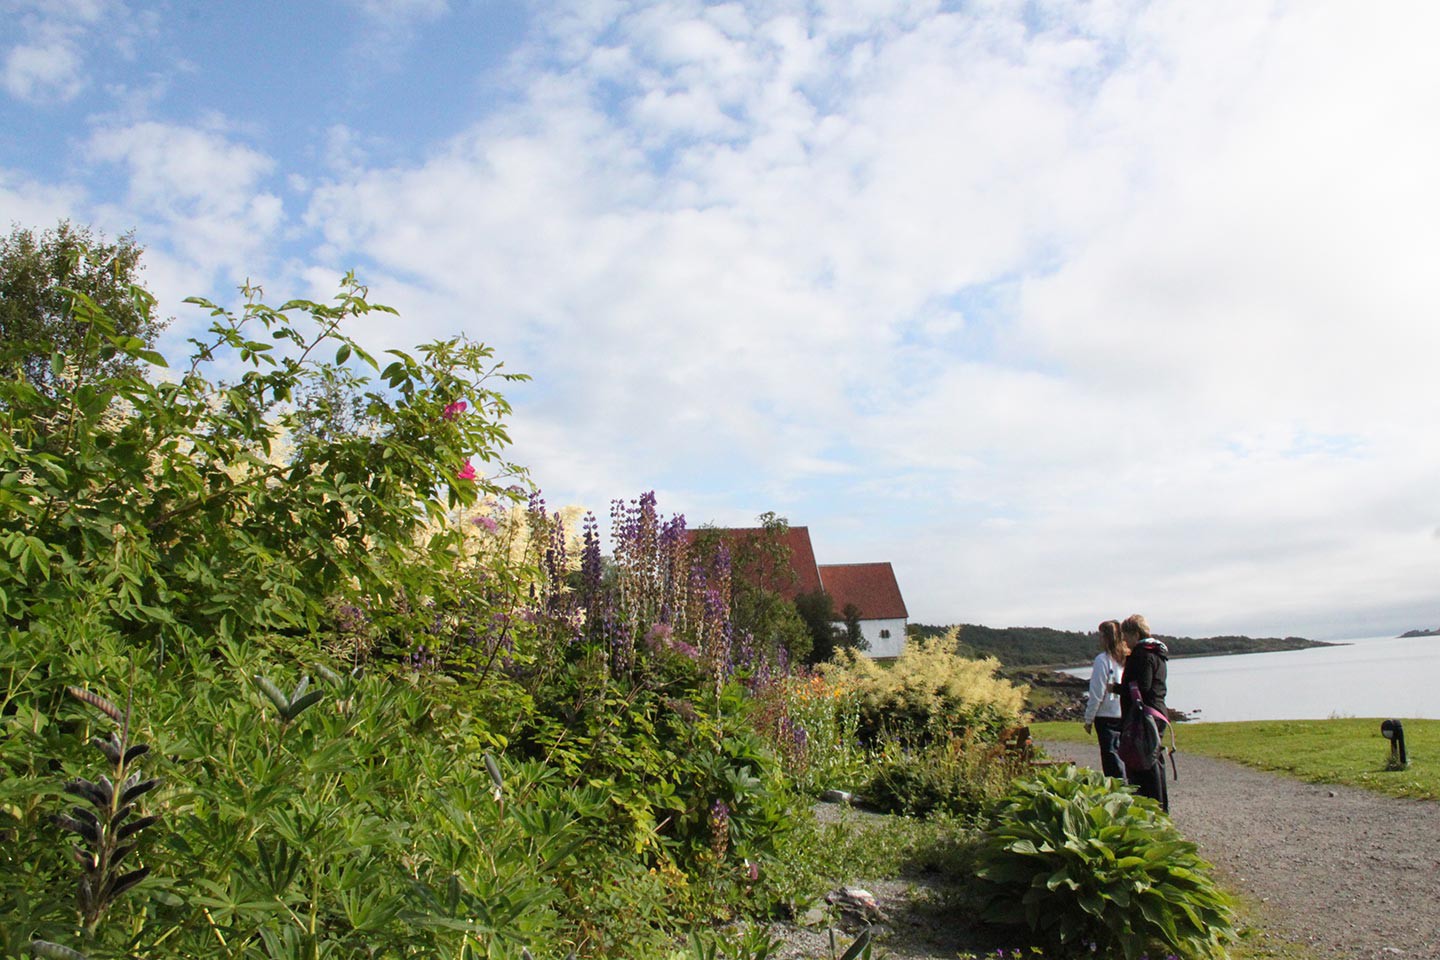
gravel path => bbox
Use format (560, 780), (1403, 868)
(768, 747), (1440, 959)
(1040, 740), (1440, 960)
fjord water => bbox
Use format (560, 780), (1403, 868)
(1072, 634), (1440, 722)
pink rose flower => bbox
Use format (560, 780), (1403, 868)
(443, 400), (467, 420)
(456, 463), (477, 481)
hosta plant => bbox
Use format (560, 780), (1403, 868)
(973, 766), (1234, 959)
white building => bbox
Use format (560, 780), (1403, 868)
(818, 562), (909, 659)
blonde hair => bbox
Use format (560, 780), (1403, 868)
(1099, 619), (1125, 660)
(1120, 614), (1151, 641)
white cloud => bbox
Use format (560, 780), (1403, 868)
(345, 0), (449, 25)
(0, 169), (90, 239)
(1, 0), (121, 103)
(4, 39), (85, 102)
(9, 0), (1437, 636)
(82, 121), (284, 321)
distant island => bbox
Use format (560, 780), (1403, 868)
(1399, 627), (1440, 638)
(908, 622), (1334, 669)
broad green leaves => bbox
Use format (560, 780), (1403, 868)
(973, 766), (1235, 959)
(0, 273), (527, 656)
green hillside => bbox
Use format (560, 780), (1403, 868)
(911, 622), (1332, 669)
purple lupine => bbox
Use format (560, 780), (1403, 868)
(708, 799), (731, 859)
(335, 603), (368, 634)
(581, 512), (602, 598)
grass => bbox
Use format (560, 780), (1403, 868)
(1033, 718), (1440, 801)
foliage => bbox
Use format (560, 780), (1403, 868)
(1, 615), (597, 959)
(973, 766), (1234, 959)
(0, 221), (168, 398)
(46, 685), (162, 939)
(838, 604), (865, 652)
(1035, 718), (1440, 801)
(691, 512), (812, 665)
(0, 274), (527, 659)
(862, 734), (1015, 822)
(822, 631), (1026, 746)
(793, 590), (844, 665)
(472, 490), (809, 928)
(760, 673), (865, 796)
(908, 623), (1329, 669)
(0, 259), (799, 957)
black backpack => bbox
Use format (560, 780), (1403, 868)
(1118, 682), (1176, 776)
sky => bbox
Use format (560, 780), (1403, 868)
(3, 0), (1438, 641)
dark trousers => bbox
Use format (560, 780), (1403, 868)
(1126, 725), (1170, 812)
(1094, 717), (1125, 780)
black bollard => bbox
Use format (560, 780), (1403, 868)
(1380, 719), (1408, 769)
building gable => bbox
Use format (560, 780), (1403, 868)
(818, 562), (908, 621)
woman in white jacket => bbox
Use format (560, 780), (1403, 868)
(1083, 619), (1128, 779)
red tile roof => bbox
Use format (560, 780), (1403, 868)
(819, 563), (909, 621)
(684, 526), (824, 597)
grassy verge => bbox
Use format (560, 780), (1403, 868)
(1033, 718), (1440, 801)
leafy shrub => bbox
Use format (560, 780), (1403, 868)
(1, 617), (596, 959)
(863, 734), (1014, 821)
(822, 631), (1025, 746)
(757, 673), (865, 796)
(0, 274), (528, 661)
(0, 254), (844, 957)
(973, 766), (1234, 959)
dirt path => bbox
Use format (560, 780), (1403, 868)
(1040, 740), (1440, 960)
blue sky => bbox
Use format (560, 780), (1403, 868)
(4, 0), (1439, 639)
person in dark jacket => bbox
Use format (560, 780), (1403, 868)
(1117, 613), (1170, 811)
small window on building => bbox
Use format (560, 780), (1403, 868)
(879, 629), (891, 639)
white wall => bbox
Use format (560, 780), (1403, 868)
(858, 618), (907, 659)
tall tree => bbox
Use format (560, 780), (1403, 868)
(0, 221), (166, 396)
(795, 588), (844, 664)
(841, 603), (867, 651)
(692, 511), (813, 664)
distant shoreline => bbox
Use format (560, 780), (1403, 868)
(1048, 637), (1342, 671)
(911, 622), (1333, 671)
(1399, 627), (1440, 638)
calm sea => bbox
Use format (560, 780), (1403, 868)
(1066, 633), (1440, 722)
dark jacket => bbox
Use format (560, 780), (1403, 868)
(1120, 638), (1169, 722)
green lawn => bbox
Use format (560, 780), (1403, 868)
(1033, 718), (1440, 801)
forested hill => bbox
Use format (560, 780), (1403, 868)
(909, 623), (1333, 669)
